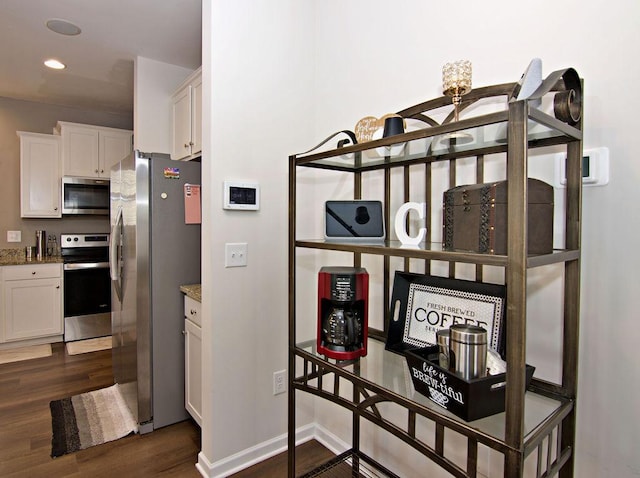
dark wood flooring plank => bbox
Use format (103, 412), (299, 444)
(0, 342), (333, 477)
(229, 439), (335, 477)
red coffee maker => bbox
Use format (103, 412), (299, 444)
(317, 266), (368, 360)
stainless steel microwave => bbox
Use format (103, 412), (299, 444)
(62, 177), (110, 215)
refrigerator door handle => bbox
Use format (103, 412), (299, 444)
(110, 206), (123, 301)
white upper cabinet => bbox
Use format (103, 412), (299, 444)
(171, 67), (202, 161)
(17, 131), (62, 218)
(100, 128), (134, 174)
(55, 122), (133, 178)
(191, 73), (202, 156)
(172, 87), (192, 160)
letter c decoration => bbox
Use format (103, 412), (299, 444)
(394, 202), (427, 246)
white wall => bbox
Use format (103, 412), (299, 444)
(310, 1), (640, 477)
(134, 56), (194, 153)
(200, 1), (640, 477)
(199, 1), (316, 476)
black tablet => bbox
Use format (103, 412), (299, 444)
(324, 200), (385, 242)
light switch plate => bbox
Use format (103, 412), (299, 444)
(7, 231), (21, 242)
(225, 242), (248, 267)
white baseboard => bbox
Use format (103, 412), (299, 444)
(196, 422), (348, 478)
(0, 335), (62, 351)
(308, 422), (349, 456)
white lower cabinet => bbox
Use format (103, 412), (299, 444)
(184, 296), (202, 426)
(2, 264), (63, 343)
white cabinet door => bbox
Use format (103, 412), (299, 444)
(60, 123), (100, 177)
(184, 318), (202, 426)
(171, 85), (192, 160)
(0, 267), (3, 343)
(18, 132), (62, 218)
(99, 129), (133, 178)
(3, 264), (63, 342)
(171, 67), (202, 161)
(191, 74), (202, 157)
(57, 122), (132, 178)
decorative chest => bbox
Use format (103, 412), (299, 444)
(443, 178), (554, 255)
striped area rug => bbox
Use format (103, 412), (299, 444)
(50, 384), (138, 457)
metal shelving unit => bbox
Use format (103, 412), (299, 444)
(288, 70), (583, 477)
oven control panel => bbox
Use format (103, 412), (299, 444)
(61, 234), (110, 248)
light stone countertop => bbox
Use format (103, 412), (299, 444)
(180, 284), (201, 302)
(0, 248), (63, 266)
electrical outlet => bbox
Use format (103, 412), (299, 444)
(273, 370), (286, 395)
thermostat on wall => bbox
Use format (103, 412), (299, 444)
(223, 181), (260, 210)
(553, 147), (610, 188)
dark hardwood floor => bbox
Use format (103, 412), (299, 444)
(0, 342), (333, 477)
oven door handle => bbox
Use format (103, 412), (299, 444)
(64, 262), (110, 271)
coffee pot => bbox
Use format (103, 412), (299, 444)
(317, 266), (368, 360)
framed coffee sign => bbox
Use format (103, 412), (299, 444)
(385, 272), (506, 356)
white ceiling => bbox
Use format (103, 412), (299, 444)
(0, 0), (202, 115)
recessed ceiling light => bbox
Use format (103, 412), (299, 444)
(46, 18), (81, 36)
(44, 59), (66, 70)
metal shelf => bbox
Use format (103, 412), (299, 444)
(289, 70), (583, 477)
(294, 109), (581, 173)
(300, 450), (400, 478)
(295, 239), (580, 269)
(293, 339), (571, 455)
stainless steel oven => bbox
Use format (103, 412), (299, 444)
(61, 233), (111, 342)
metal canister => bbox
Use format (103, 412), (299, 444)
(35, 230), (46, 260)
(436, 329), (450, 370)
(449, 324), (487, 380)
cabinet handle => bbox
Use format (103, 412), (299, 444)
(54, 207), (58, 211)
(56, 285), (60, 289)
(32, 271), (36, 275)
(190, 309), (197, 315)
(189, 141), (194, 146)
(182, 330), (187, 336)
(100, 169), (104, 173)
(95, 169), (99, 173)
(184, 143), (190, 148)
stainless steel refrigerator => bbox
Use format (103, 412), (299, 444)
(110, 150), (201, 433)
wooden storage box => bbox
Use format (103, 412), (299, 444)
(405, 346), (535, 421)
(443, 178), (554, 254)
